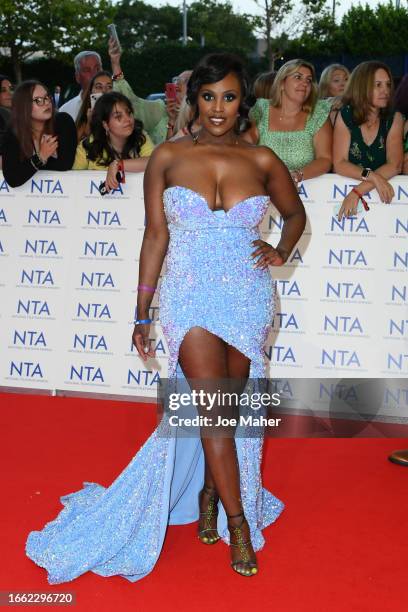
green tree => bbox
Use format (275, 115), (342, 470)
(0, 0), (114, 82)
(114, 0), (257, 53)
(252, 0), (293, 70)
(187, 0), (257, 53)
(114, 0), (181, 49)
(282, 1), (408, 61)
(340, 3), (408, 56)
(292, 0), (340, 57)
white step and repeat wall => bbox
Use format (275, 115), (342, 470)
(0, 171), (407, 403)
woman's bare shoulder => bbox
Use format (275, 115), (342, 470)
(149, 137), (193, 166)
(242, 141), (283, 168)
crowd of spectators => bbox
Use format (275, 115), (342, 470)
(0, 41), (407, 212)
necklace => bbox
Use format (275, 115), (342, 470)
(279, 108), (301, 121)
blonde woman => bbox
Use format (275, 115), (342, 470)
(248, 59), (332, 186)
(170, 94), (199, 140)
(333, 61), (403, 219)
(318, 64), (349, 99)
(318, 63), (350, 124)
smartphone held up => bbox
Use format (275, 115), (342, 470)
(108, 23), (121, 51)
(165, 83), (177, 101)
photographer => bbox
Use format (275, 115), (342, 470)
(73, 92), (153, 192)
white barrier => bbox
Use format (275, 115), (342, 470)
(0, 171), (407, 402)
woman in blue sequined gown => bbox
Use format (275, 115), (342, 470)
(26, 54), (305, 583)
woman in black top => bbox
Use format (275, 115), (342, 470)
(2, 80), (76, 187)
(333, 61), (403, 219)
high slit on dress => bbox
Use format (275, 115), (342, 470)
(25, 186), (284, 584)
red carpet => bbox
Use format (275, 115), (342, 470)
(0, 392), (407, 612)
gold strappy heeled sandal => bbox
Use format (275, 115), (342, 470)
(198, 485), (221, 545)
(227, 512), (258, 576)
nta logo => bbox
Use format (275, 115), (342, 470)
(81, 272), (115, 288)
(83, 241), (118, 257)
(87, 210), (121, 226)
(73, 334), (108, 350)
(21, 269), (54, 285)
(324, 316), (363, 333)
(328, 249), (367, 266)
(13, 330), (46, 347)
(76, 302), (111, 319)
(31, 178), (63, 194)
(10, 361), (43, 377)
(27, 209), (61, 224)
(17, 299), (50, 316)
(25, 240), (57, 255)
(321, 349), (361, 367)
(326, 282), (365, 299)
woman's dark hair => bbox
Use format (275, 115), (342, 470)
(394, 74), (408, 116)
(186, 53), (251, 133)
(0, 74), (11, 89)
(83, 92), (146, 165)
(11, 80), (55, 159)
(76, 70), (112, 132)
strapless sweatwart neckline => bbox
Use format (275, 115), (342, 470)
(163, 185), (270, 215)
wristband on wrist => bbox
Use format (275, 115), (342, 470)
(30, 153), (45, 170)
(112, 71), (124, 81)
(137, 284), (156, 293)
(351, 187), (370, 211)
(134, 318), (152, 325)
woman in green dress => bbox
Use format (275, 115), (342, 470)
(333, 61), (404, 220)
(247, 59), (332, 188)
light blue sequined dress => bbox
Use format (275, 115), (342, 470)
(25, 186), (284, 584)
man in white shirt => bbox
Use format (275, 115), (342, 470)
(59, 51), (102, 121)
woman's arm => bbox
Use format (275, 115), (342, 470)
(122, 158), (149, 173)
(46, 113), (77, 170)
(132, 145), (171, 357)
(251, 147), (306, 267)
(301, 118), (333, 179)
(106, 134), (154, 185)
(2, 129), (38, 187)
(334, 112), (403, 214)
(109, 39), (167, 143)
(368, 112), (404, 179)
(137, 147), (170, 309)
